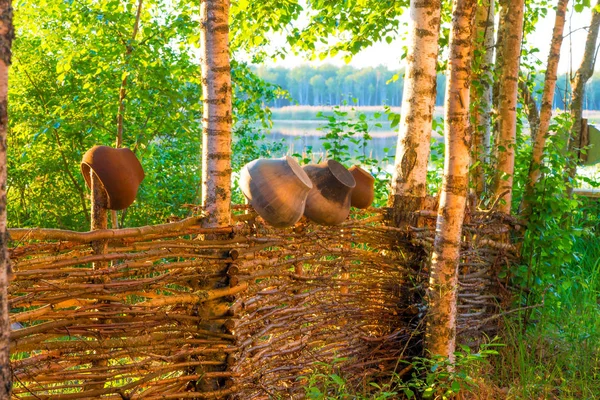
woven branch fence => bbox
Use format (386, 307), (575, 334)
(8, 207), (517, 399)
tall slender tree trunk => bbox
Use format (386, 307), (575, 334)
(492, 1), (508, 120)
(200, 0), (232, 228)
(426, 0), (476, 361)
(113, 0), (143, 229)
(492, 0), (525, 214)
(390, 0), (441, 214)
(469, 0), (495, 198)
(198, 1), (233, 393)
(566, 1), (600, 190)
(116, 0), (143, 149)
(520, 0), (569, 216)
(0, 1), (13, 396)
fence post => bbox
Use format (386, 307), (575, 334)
(84, 171), (109, 392)
(90, 172), (108, 257)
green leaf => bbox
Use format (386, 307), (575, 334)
(329, 373), (345, 386)
(451, 380), (461, 392)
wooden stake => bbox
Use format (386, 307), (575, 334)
(85, 171), (109, 392)
(91, 171), (108, 258)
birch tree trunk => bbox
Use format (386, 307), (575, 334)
(469, 0), (495, 198)
(198, 1), (233, 392)
(492, 0), (525, 214)
(426, 0), (476, 361)
(200, 0), (232, 228)
(520, 0), (569, 216)
(492, 2), (508, 122)
(566, 1), (600, 190)
(0, 1), (12, 396)
(390, 0), (441, 213)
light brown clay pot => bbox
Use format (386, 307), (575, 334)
(239, 156), (313, 228)
(81, 146), (145, 210)
(303, 160), (356, 225)
(349, 165), (375, 209)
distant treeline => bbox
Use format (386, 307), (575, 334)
(253, 64), (600, 110)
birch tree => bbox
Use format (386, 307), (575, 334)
(0, 0), (12, 396)
(520, 0), (569, 216)
(426, 0), (476, 360)
(492, 2), (508, 120)
(566, 1), (600, 189)
(390, 0), (441, 213)
(470, 0), (495, 197)
(200, 0), (232, 228)
(492, 0), (525, 214)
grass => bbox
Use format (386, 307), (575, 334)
(455, 206), (600, 399)
(488, 232), (600, 399)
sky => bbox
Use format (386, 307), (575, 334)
(261, 5), (596, 74)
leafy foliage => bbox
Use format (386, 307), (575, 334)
(298, 342), (501, 399)
(230, 0), (408, 63)
(292, 104), (394, 207)
(9, 0), (281, 230)
(9, 0), (202, 229)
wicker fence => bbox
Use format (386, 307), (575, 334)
(8, 207), (516, 399)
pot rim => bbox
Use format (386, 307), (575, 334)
(349, 165), (375, 183)
(327, 160), (356, 189)
(284, 156), (313, 189)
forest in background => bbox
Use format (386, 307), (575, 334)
(254, 64), (600, 110)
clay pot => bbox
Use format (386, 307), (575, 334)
(349, 165), (375, 209)
(81, 146), (145, 210)
(239, 156), (313, 228)
(303, 160), (356, 225)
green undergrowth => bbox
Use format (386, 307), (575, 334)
(489, 223), (600, 399)
(297, 343), (502, 399)
(298, 228), (600, 399)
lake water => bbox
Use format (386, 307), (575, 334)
(255, 108), (600, 186)
(266, 119), (400, 165)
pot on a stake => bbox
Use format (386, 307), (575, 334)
(239, 156), (313, 228)
(81, 145), (145, 210)
(349, 165), (375, 209)
(303, 160), (356, 225)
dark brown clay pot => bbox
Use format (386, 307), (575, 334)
(349, 165), (375, 209)
(303, 160), (356, 225)
(239, 156), (313, 228)
(81, 146), (145, 210)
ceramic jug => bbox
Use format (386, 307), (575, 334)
(239, 156), (313, 228)
(81, 146), (145, 210)
(349, 165), (375, 209)
(303, 160), (356, 225)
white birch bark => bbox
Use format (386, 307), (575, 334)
(200, 0), (232, 228)
(492, 0), (525, 214)
(390, 0), (441, 212)
(566, 1), (600, 190)
(470, 0), (495, 197)
(521, 0), (569, 216)
(426, 0), (476, 360)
